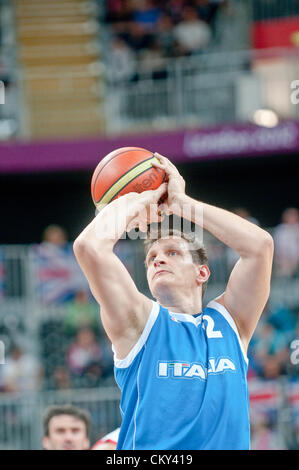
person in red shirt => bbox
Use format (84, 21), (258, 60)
(91, 427), (120, 450)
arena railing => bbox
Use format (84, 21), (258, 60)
(0, 378), (297, 450)
(0, 386), (121, 450)
(4, 44), (299, 139)
(103, 47), (299, 134)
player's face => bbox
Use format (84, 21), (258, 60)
(146, 237), (200, 296)
(42, 415), (90, 450)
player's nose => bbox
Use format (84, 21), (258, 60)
(154, 258), (166, 268)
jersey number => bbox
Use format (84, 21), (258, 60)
(202, 315), (223, 338)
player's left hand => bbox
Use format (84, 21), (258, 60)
(152, 153), (186, 213)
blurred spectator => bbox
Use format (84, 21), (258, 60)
(267, 303), (297, 339)
(156, 13), (175, 57)
(139, 37), (167, 79)
(195, 0), (219, 26)
(132, 0), (162, 32)
(42, 224), (68, 248)
(173, 6), (212, 56)
(251, 412), (285, 450)
(249, 321), (289, 379)
(42, 404), (91, 450)
(66, 327), (102, 378)
(273, 208), (299, 277)
(121, 21), (154, 53)
(97, 336), (114, 380)
(105, 0), (134, 26)
(1, 344), (42, 393)
(105, 0), (220, 61)
(34, 224), (88, 305)
(48, 365), (71, 391)
(106, 36), (137, 83)
(64, 290), (99, 335)
(213, 0), (249, 51)
(91, 427), (119, 450)
(233, 207), (260, 225)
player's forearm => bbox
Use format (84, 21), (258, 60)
(75, 184), (167, 258)
(74, 204), (127, 255)
(174, 194), (273, 258)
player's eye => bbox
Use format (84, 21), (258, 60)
(168, 250), (178, 256)
(147, 255), (155, 265)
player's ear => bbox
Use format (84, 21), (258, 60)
(196, 265), (210, 286)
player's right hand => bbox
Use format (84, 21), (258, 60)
(124, 183), (168, 232)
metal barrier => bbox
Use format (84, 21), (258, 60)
(0, 387), (121, 450)
(104, 47), (299, 134)
(0, 380), (297, 450)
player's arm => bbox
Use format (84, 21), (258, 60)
(153, 155), (274, 351)
(73, 184), (166, 359)
(192, 201), (273, 350)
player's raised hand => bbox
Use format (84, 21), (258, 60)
(124, 182), (167, 232)
(152, 153), (186, 213)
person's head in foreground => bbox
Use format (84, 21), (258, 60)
(42, 404), (91, 450)
(144, 227), (210, 313)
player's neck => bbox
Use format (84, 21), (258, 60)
(160, 294), (202, 316)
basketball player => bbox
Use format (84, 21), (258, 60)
(73, 154), (274, 450)
(91, 427), (120, 450)
(42, 404), (91, 450)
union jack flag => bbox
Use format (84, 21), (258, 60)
(31, 242), (89, 305)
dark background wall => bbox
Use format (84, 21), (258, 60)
(1, 152), (298, 244)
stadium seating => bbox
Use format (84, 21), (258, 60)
(14, 0), (106, 138)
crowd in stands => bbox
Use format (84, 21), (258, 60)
(0, 206), (298, 448)
(102, 0), (238, 82)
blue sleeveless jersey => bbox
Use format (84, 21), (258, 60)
(113, 300), (250, 450)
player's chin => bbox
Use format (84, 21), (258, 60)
(150, 275), (174, 293)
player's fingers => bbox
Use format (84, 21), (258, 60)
(146, 182), (168, 202)
(153, 153), (179, 175)
(154, 153), (175, 168)
(158, 202), (170, 216)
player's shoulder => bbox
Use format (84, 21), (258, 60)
(205, 298), (249, 363)
(204, 298), (239, 328)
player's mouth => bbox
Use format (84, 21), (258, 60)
(153, 270), (171, 279)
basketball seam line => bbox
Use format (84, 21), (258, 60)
(95, 154), (158, 204)
(92, 149), (153, 201)
(102, 164), (159, 205)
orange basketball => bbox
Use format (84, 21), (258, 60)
(91, 147), (166, 207)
